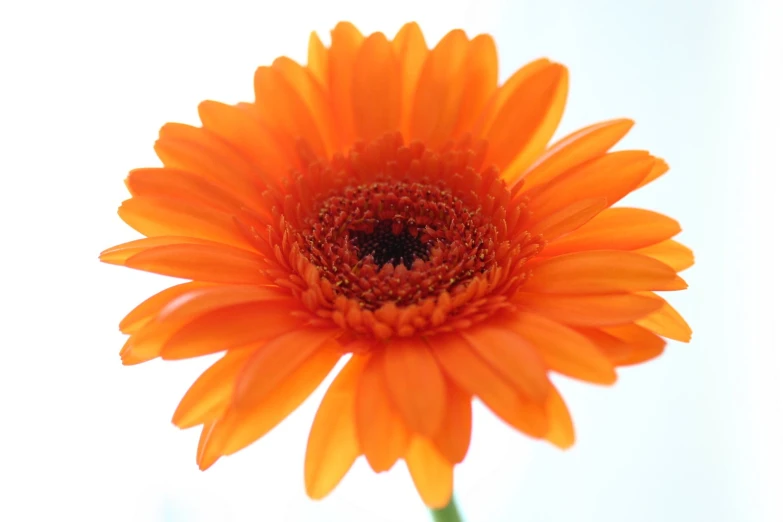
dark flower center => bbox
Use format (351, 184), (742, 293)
(351, 220), (430, 269)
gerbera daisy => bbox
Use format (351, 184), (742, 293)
(100, 21), (692, 512)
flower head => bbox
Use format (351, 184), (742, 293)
(101, 21), (692, 508)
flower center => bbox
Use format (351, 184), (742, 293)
(351, 220), (429, 269)
(299, 179), (495, 310)
(277, 133), (541, 337)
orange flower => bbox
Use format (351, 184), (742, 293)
(100, 21), (692, 509)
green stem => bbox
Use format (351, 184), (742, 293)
(430, 497), (463, 522)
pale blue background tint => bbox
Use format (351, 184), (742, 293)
(0, 0), (779, 521)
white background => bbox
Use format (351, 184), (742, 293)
(0, 0), (780, 520)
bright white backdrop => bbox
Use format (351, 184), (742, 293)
(0, 0), (780, 521)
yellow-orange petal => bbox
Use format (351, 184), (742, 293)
(154, 122), (265, 204)
(198, 101), (291, 188)
(513, 292), (664, 327)
(635, 239), (694, 272)
(99, 236), (216, 265)
(637, 157), (669, 189)
(383, 337), (447, 437)
(450, 35), (498, 140)
(527, 198), (607, 242)
(305, 354), (368, 500)
(474, 58), (550, 134)
(431, 380), (472, 464)
(307, 31), (328, 86)
(543, 384), (575, 449)
(233, 328), (340, 409)
(482, 63), (568, 179)
(327, 21), (364, 149)
(118, 196), (252, 251)
(161, 302), (303, 360)
(352, 33), (401, 141)
(578, 324), (666, 366)
(355, 352), (410, 472)
(543, 207), (682, 256)
(525, 151), (656, 221)
(271, 57), (336, 155)
(405, 436), (453, 509)
(503, 311), (617, 384)
(197, 344), (343, 468)
(119, 336), (157, 366)
(124, 286), (286, 364)
(517, 118), (634, 190)
(409, 29), (469, 149)
(125, 168), (246, 213)
(392, 22), (427, 139)
(123, 242), (270, 285)
(196, 421), (220, 470)
(524, 250), (687, 294)
(254, 64), (327, 158)
(460, 327), (550, 401)
(635, 293), (692, 342)
(431, 333), (548, 438)
(173, 348), (256, 429)
(116, 281), (212, 334)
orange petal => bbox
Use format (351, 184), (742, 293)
(305, 354), (368, 500)
(543, 385), (574, 449)
(450, 35), (498, 140)
(635, 293), (692, 342)
(123, 242), (270, 285)
(352, 32), (401, 141)
(196, 420), (220, 470)
(525, 151), (656, 221)
(118, 196), (252, 251)
(307, 31), (328, 86)
(524, 250), (688, 294)
(122, 286), (286, 364)
(503, 311), (617, 384)
(327, 22), (364, 149)
(481, 63), (568, 179)
(460, 327), (550, 401)
(161, 302), (303, 360)
(517, 118), (634, 190)
(577, 324), (666, 366)
(409, 29), (469, 149)
(431, 380), (472, 464)
(527, 198), (607, 242)
(392, 22), (427, 140)
(196, 344), (343, 469)
(154, 122), (265, 204)
(272, 57), (336, 155)
(383, 337), (447, 437)
(635, 239), (694, 272)
(431, 333), (548, 438)
(119, 336), (157, 366)
(233, 328), (341, 409)
(172, 348), (256, 429)
(637, 157), (669, 189)
(543, 207), (682, 256)
(473, 58), (550, 134)
(254, 65), (327, 158)
(115, 281), (212, 334)
(355, 352), (411, 472)
(225, 345), (342, 455)
(125, 168), (246, 213)
(100, 236), (216, 265)
(405, 436), (453, 509)
(198, 101), (291, 188)
(513, 292), (664, 327)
